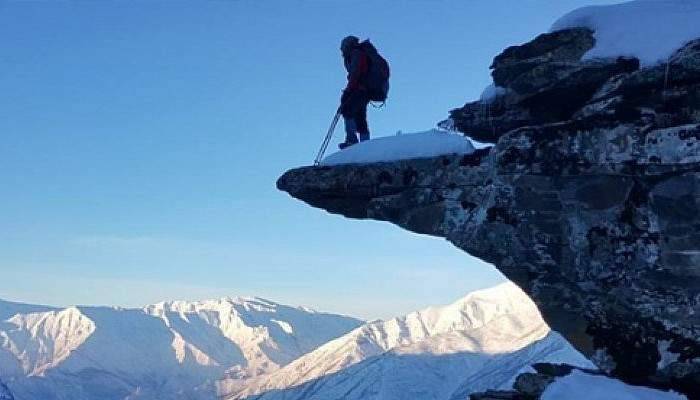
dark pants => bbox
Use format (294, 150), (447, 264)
(341, 91), (370, 144)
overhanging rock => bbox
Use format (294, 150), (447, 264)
(278, 123), (700, 396)
(279, 27), (700, 398)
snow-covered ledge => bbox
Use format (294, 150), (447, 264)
(321, 129), (476, 166)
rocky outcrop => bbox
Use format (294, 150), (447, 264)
(441, 29), (700, 144)
(469, 363), (599, 400)
(0, 379), (14, 400)
(278, 29), (700, 397)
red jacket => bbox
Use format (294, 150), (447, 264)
(343, 48), (368, 92)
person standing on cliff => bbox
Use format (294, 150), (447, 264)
(338, 35), (390, 150)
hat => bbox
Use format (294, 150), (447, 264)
(340, 35), (360, 53)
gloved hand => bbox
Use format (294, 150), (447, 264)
(340, 89), (351, 108)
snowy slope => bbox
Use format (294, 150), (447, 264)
(321, 129), (475, 166)
(542, 370), (687, 400)
(552, 0), (700, 66)
(0, 298), (361, 400)
(223, 282), (593, 400)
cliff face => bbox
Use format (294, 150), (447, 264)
(278, 29), (700, 396)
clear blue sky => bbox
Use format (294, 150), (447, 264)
(0, 0), (620, 320)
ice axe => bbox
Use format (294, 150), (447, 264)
(313, 107), (341, 166)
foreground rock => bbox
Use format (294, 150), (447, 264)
(0, 380), (13, 400)
(278, 29), (700, 398)
(469, 363), (597, 400)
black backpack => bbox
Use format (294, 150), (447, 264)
(359, 40), (390, 102)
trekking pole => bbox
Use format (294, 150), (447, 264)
(314, 108), (341, 166)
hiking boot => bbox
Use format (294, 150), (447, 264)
(338, 142), (354, 150)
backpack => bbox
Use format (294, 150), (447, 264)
(359, 40), (390, 102)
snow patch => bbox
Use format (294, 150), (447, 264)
(271, 319), (294, 334)
(480, 84), (507, 103)
(542, 369), (688, 400)
(552, 0), (700, 66)
(657, 340), (681, 370)
(321, 129), (475, 166)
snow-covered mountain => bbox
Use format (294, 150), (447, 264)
(0, 297), (362, 400)
(0, 283), (593, 400)
(223, 282), (594, 400)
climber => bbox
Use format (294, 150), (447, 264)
(338, 35), (390, 150)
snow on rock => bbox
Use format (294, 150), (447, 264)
(143, 296), (360, 372)
(552, 0), (700, 66)
(656, 340), (681, 370)
(271, 319), (293, 334)
(321, 129), (475, 166)
(280, 2), (700, 398)
(2, 306), (96, 377)
(542, 369), (688, 400)
(480, 84), (507, 103)
(223, 282), (593, 400)
(0, 297), (362, 400)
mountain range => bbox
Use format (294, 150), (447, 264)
(222, 282), (592, 400)
(0, 296), (360, 400)
(0, 282), (591, 400)
(4, 282), (679, 399)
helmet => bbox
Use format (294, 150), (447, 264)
(340, 35), (359, 53)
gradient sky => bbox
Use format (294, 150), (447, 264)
(1, 0), (621, 320)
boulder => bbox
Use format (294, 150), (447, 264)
(447, 32), (700, 145)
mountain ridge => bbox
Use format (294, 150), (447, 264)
(222, 282), (593, 400)
(0, 295), (362, 400)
